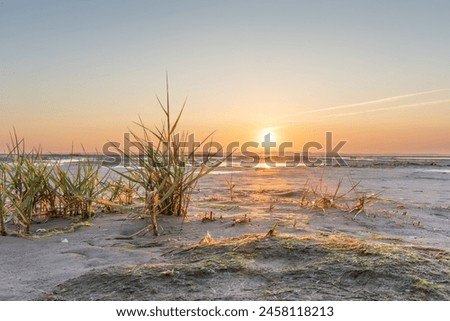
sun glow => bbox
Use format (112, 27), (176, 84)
(258, 127), (277, 144)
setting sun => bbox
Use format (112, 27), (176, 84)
(0, 0), (449, 308)
(258, 127), (277, 144)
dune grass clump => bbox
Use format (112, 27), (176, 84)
(299, 177), (381, 215)
(0, 132), (112, 235)
(4, 135), (55, 234)
(51, 159), (108, 219)
(0, 81), (225, 237)
(115, 80), (226, 236)
(299, 178), (347, 211)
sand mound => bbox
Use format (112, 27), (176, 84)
(43, 233), (450, 300)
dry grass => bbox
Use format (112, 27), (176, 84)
(51, 158), (109, 219)
(201, 211), (216, 222)
(0, 131), (112, 235)
(224, 175), (235, 200)
(46, 232), (450, 300)
(104, 178), (136, 210)
(299, 178), (347, 211)
(0, 80), (228, 237)
(113, 77), (227, 236)
(347, 192), (381, 218)
(298, 177), (381, 217)
(199, 231), (214, 244)
(31, 220), (93, 238)
(265, 224), (278, 237)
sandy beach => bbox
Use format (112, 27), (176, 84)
(2, 2), (450, 316)
(1, 162), (449, 300)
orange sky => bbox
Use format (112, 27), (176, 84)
(1, 1), (449, 154)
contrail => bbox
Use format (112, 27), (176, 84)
(276, 88), (450, 119)
(323, 99), (450, 118)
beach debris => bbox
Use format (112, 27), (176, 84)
(265, 224), (278, 237)
(61, 238), (69, 243)
(199, 232), (214, 244)
(36, 228), (48, 234)
(201, 211), (216, 223)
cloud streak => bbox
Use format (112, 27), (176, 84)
(323, 99), (450, 118)
(276, 88), (450, 120)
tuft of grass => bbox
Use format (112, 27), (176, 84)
(114, 77), (227, 236)
(298, 177), (381, 217)
(224, 175), (235, 200)
(51, 158), (109, 220)
(1, 130), (111, 235)
(201, 211), (216, 223)
(265, 223), (278, 237)
(347, 192), (380, 218)
(4, 132), (55, 234)
(302, 178), (346, 211)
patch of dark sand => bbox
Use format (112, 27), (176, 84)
(44, 233), (450, 301)
(0, 213), (163, 301)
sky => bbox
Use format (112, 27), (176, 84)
(1, 0), (449, 154)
